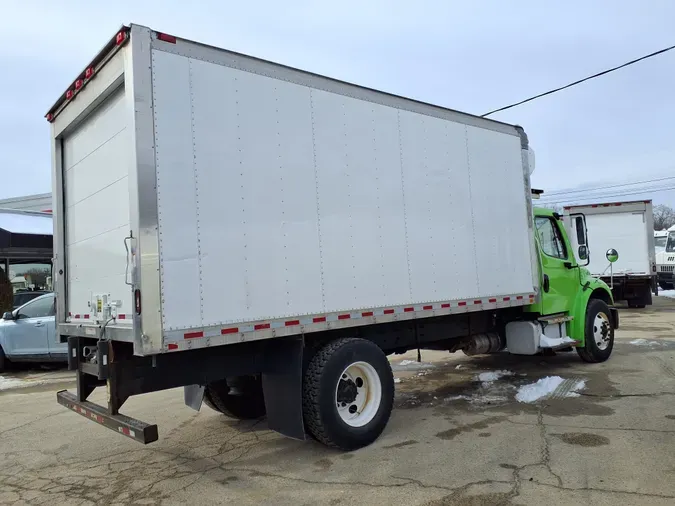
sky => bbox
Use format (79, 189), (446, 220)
(2, 0), (674, 207)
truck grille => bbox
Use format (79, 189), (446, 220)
(659, 265), (675, 273)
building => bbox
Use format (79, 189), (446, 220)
(0, 192), (52, 213)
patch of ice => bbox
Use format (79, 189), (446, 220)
(399, 360), (417, 366)
(515, 376), (586, 403)
(629, 339), (662, 347)
(476, 370), (514, 383)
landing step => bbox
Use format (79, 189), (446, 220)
(541, 342), (579, 352)
(539, 314), (574, 324)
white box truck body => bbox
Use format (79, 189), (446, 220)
(564, 201), (656, 307)
(47, 25), (616, 449)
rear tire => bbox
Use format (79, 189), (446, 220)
(577, 299), (614, 363)
(0, 346), (6, 373)
(302, 338), (395, 450)
(203, 375), (266, 419)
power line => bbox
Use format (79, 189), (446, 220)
(538, 184), (675, 206)
(481, 43), (675, 117)
(542, 175), (675, 198)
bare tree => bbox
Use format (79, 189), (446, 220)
(653, 204), (675, 230)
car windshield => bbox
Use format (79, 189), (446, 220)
(667, 232), (675, 253)
(656, 236), (667, 252)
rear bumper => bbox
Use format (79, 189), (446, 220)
(57, 390), (158, 444)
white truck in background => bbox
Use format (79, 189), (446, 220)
(655, 227), (675, 290)
(564, 201), (656, 307)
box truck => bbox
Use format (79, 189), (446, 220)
(655, 227), (675, 289)
(46, 24), (617, 450)
(564, 201), (656, 307)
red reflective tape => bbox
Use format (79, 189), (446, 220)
(458, 302), (467, 307)
(338, 314), (351, 320)
(167, 343), (178, 350)
(474, 300), (482, 305)
(84, 314), (90, 319)
(94, 414), (103, 423)
(313, 316), (326, 323)
(362, 311), (374, 317)
(184, 331), (203, 339)
(74, 314), (81, 319)
(221, 327), (238, 335)
(441, 303), (450, 308)
(285, 320), (300, 327)
(615, 203), (622, 206)
(254, 323), (270, 330)
(516, 296), (524, 300)
(384, 309), (395, 315)
(423, 305), (433, 310)
(591, 205), (598, 208)
(489, 298), (497, 303)
(157, 32), (177, 43)
(529, 294), (535, 298)
(503, 297), (511, 301)
(117, 314), (126, 320)
(121, 427), (131, 436)
(404, 307), (414, 313)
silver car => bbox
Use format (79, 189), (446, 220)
(0, 293), (67, 372)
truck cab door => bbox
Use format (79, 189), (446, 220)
(534, 216), (580, 315)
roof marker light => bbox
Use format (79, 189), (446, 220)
(85, 67), (95, 79)
(66, 90), (74, 100)
(75, 79), (83, 90)
(116, 31), (126, 46)
(46, 113), (54, 122)
(157, 32), (177, 44)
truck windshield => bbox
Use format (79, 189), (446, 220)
(667, 233), (675, 253)
(656, 236), (667, 252)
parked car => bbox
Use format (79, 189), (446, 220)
(13, 290), (51, 310)
(0, 293), (66, 372)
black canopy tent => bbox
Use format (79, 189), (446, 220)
(0, 210), (53, 275)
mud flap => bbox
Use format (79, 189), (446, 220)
(184, 384), (205, 411)
(261, 336), (305, 441)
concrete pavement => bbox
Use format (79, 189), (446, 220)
(2, 297), (675, 505)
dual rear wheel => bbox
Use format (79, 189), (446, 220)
(204, 338), (395, 450)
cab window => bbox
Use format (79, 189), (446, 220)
(535, 217), (568, 260)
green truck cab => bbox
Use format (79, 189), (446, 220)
(524, 206), (617, 363)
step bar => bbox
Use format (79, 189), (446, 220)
(57, 390), (158, 444)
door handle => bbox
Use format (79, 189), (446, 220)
(543, 274), (550, 293)
(34, 321), (45, 327)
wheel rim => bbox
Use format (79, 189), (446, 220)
(593, 312), (611, 350)
(335, 361), (382, 427)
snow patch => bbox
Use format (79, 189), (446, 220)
(515, 376), (586, 403)
(455, 365), (463, 370)
(0, 376), (26, 391)
(394, 377), (401, 384)
(630, 339), (663, 347)
(476, 370), (514, 383)
(660, 290), (675, 299)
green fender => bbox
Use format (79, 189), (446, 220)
(568, 272), (614, 345)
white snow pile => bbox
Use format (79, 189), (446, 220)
(660, 290), (675, 299)
(629, 339), (663, 347)
(515, 376), (586, 403)
(476, 370), (514, 384)
(393, 359), (436, 371)
(0, 376), (29, 391)
(394, 377), (402, 384)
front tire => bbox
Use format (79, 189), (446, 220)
(302, 338), (395, 450)
(203, 375), (266, 419)
(577, 299), (614, 363)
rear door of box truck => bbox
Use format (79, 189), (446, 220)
(49, 29), (141, 347)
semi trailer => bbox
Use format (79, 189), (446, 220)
(563, 201), (656, 308)
(47, 24), (617, 450)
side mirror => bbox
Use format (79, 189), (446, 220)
(578, 245), (589, 261)
(606, 249), (619, 263)
(3, 312), (14, 321)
